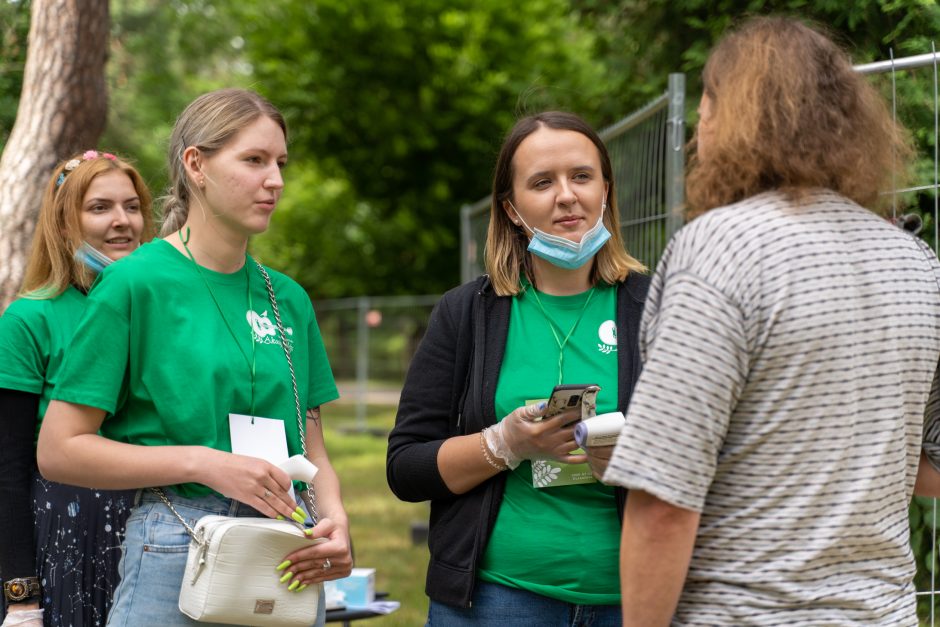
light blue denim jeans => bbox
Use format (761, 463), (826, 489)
(427, 581), (622, 627)
(106, 489), (325, 627)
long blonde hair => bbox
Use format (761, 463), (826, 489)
(21, 153), (155, 298)
(686, 16), (913, 218)
(486, 111), (645, 296)
(160, 88), (287, 236)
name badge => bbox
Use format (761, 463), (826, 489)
(229, 413), (295, 499)
(523, 399), (597, 489)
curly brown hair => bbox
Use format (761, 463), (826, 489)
(685, 16), (913, 218)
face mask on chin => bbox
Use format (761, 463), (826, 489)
(73, 241), (113, 274)
(508, 201), (611, 270)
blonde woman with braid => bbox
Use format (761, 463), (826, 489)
(38, 89), (351, 626)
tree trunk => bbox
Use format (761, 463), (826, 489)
(0, 0), (110, 311)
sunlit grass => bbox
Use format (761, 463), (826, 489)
(324, 401), (429, 626)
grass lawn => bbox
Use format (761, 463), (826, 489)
(325, 401), (430, 626)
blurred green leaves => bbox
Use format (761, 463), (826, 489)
(2, 0), (938, 297)
(0, 0), (29, 146)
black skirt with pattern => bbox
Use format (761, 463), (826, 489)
(29, 472), (134, 627)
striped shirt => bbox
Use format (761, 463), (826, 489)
(605, 190), (940, 626)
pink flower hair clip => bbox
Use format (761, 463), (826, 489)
(56, 150), (119, 188)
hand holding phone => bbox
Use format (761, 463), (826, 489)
(485, 386), (600, 468)
(531, 384), (601, 422)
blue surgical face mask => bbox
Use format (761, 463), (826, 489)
(508, 201), (611, 270)
(73, 242), (113, 274)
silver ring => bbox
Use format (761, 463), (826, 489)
(322, 558), (332, 570)
(263, 489), (271, 498)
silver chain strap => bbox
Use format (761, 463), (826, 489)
(254, 260), (319, 523)
(153, 487), (204, 543)
(151, 259), (319, 544)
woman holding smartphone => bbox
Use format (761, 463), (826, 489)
(387, 111), (649, 625)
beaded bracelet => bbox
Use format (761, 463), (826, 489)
(479, 429), (508, 472)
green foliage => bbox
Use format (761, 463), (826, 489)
(911, 497), (940, 618)
(102, 0), (254, 202)
(0, 0), (29, 146)
(243, 0), (610, 297)
(578, 0), (940, 117)
(3, 0), (939, 298)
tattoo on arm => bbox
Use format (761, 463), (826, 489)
(306, 406), (321, 426)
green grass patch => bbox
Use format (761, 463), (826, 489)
(325, 402), (429, 625)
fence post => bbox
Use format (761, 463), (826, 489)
(355, 295), (369, 431)
(665, 72), (686, 240)
(460, 204), (472, 284)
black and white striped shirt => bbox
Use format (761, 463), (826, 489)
(606, 190), (940, 626)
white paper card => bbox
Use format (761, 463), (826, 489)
(228, 413), (295, 501)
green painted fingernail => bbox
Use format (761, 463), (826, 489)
(298, 584), (308, 592)
(275, 560), (291, 571)
(276, 515), (285, 521)
(279, 571), (293, 583)
(304, 528), (314, 536)
(295, 506), (305, 514)
(291, 511), (305, 524)
(288, 580), (300, 591)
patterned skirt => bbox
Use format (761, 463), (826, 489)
(30, 472), (135, 627)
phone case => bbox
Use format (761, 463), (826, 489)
(538, 384), (601, 420)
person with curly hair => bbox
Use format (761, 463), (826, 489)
(604, 16), (939, 626)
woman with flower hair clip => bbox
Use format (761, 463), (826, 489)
(0, 151), (155, 627)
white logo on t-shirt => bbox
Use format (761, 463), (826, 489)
(246, 310), (294, 349)
(598, 320), (617, 354)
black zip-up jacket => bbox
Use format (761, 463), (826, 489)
(386, 272), (651, 608)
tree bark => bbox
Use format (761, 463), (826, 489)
(0, 0), (109, 311)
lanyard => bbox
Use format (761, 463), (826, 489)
(524, 281), (596, 385)
(178, 228), (257, 416)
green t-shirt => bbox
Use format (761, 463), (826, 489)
(0, 286), (87, 442)
(54, 239), (339, 498)
(479, 282), (621, 605)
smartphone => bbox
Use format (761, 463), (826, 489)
(533, 383), (601, 422)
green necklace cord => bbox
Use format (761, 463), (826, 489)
(178, 228), (258, 416)
(525, 281), (596, 386)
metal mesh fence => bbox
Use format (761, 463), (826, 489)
(312, 295), (439, 429)
(857, 48), (940, 624)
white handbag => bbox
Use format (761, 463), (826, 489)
(177, 515), (326, 626)
(154, 261), (328, 626)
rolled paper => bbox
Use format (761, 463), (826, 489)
(574, 411), (626, 448)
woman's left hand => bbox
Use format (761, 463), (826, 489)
(585, 444), (615, 482)
(278, 517), (353, 588)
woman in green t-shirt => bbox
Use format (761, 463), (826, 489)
(388, 111), (650, 625)
(37, 89), (351, 627)
(0, 151), (155, 627)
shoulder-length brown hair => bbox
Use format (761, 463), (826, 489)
(486, 111), (645, 296)
(21, 152), (155, 298)
(686, 16), (913, 218)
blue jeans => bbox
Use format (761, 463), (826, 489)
(106, 490), (326, 627)
(427, 581), (621, 627)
